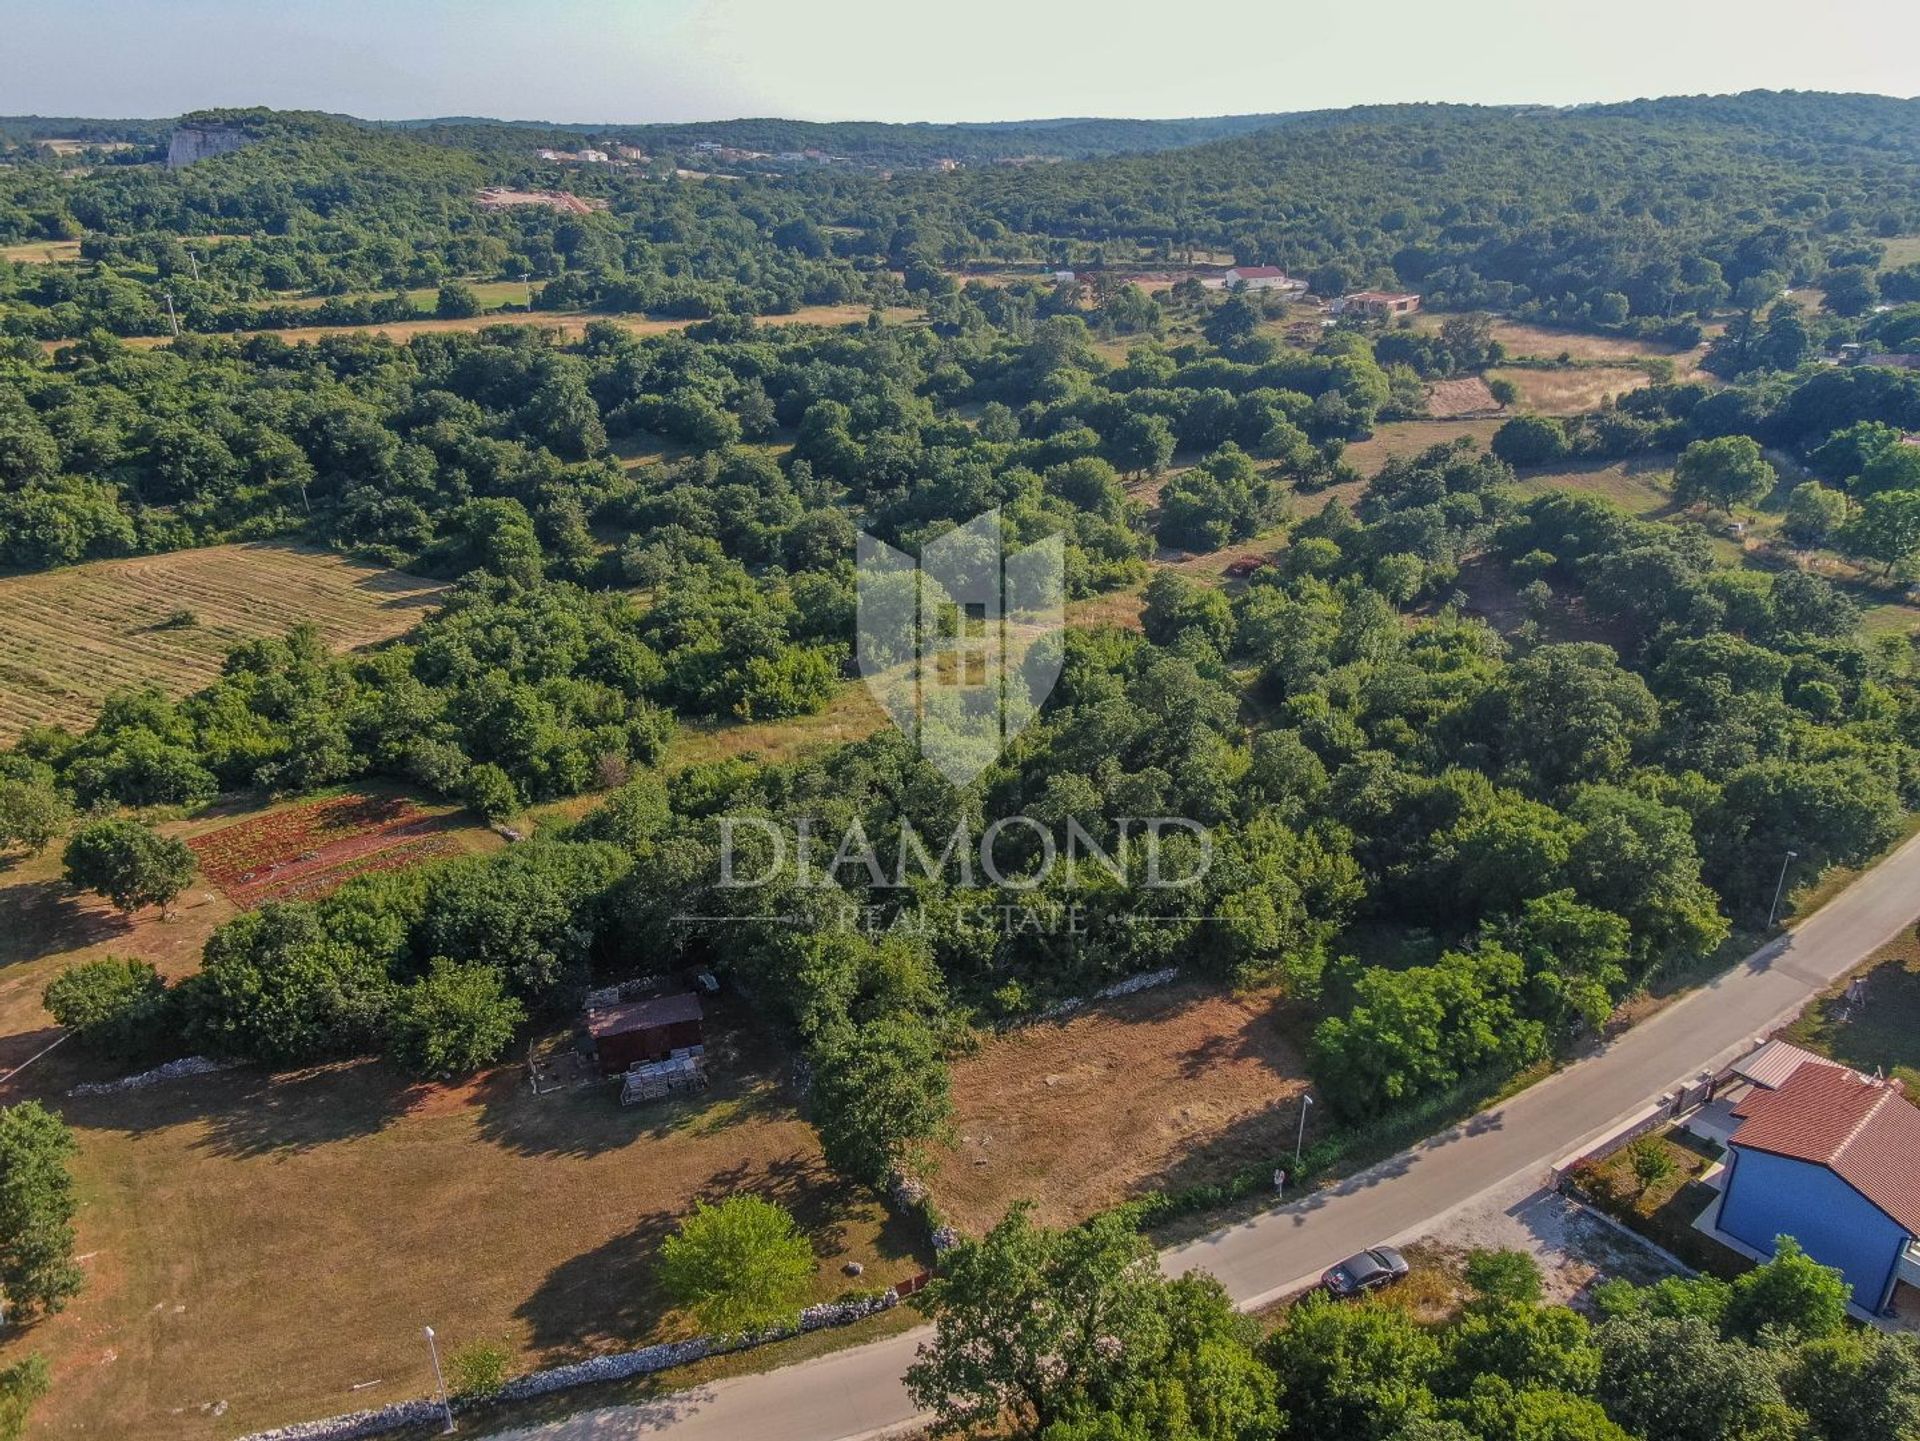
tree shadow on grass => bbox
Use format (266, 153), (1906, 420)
(0, 874), (136, 968)
(1807, 958), (1920, 1082)
(58, 1057), (422, 1159)
(512, 1152), (892, 1358)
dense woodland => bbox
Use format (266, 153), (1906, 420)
(3, 94), (1920, 1437)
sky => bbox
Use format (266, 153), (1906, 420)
(1, 0), (1915, 124)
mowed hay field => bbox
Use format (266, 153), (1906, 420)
(933, 983), (1315, 1235)
(0, 544), (445, 740)
(0, 1011), (922, 1440)
(1486, 365), (1649, 416)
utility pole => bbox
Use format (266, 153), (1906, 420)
(423, 1326), (455, 1433)
(161, 291), (180, 337)
(1295, 1092), (1313, 1164)
(1767, 849), (1799, 929)
(185, 247), (200, 283)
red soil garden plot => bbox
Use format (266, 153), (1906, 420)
(187, 794), (464, 906)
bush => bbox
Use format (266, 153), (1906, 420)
(42, 957), (178, 1063)
(448, 1339), (511, 1399)
(463, 763), (522, 823)
(0, 780), (69, 855)
(386, 958), (525, 1078)
(61, 819), (196, 916)
(1490, 414), (1571, 467)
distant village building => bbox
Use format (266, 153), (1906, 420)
(1215, 266), (1308, 293)
(614, 145), (649, 162)
(1333, 290), (1423, 318)
(575, 148), (609, 163)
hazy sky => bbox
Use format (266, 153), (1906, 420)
(3, 0), (1915, 124)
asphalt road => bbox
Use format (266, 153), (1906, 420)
(487, 828), (1920, 1440)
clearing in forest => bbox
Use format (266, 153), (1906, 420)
(0, 1002), (922, 1441)
(1486, 365), (1650, 416)
(0, 543), (444, 740)
(186, 792), (466, 907)
(933, 982), (1317, 1235)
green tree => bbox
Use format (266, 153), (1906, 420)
(386, 958), (525, 1078)
(0, 1102), (83, 1320)
(1723, 1236), (1849, 1342)
(1595, 1314), (1799, 1441)
(463, 762), (523, 823)
(1490, 415), (1571, 467)
(1783, 1330), (1920, 1441)
(1782, 481), (1850, 549)
(1110, 412), (1175, 478)
(1264, 1292), (1441, 1441)
(42, 957), (175, 1063)
(1625, 1135), (1676, 1196)
(435, 281), (481, 319)
(61, 819), (196, 917)
(809, 1015), (953, 1188)
(1839, 489), (1920, 576)
(907, 1206), (1170, 1434)
(658, 1195), (814, 1337)
(1672, 436), (1776, 513)
(0, 780), (69, 855)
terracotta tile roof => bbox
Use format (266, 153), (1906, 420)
(1731, 1062), (1920, 1233)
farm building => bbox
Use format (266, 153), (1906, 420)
(1709, 1061), (1920, 1315)
(1334, 290), (1422, 317)
(1208, 266), (1308, 293)
(584, 993), (705, 1077)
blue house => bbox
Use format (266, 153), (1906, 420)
(1716, 1061), (1920, 1315)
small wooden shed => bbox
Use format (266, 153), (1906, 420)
(584, 993), (705, 1077)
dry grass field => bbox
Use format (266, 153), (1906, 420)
(1478, 318), (1694, 362)
(1881, 235), (1920, 268)
(1486, 366), (1649, 416)
(95, 303), (915, 352)
(663, 684), (891, 770)
(1507, 457), (1676, 518)
(0, 1014), (920, 1440)
(0, 544), (444, 741)
(932, 983), (1317, 1235)
(1424, 376), (1501, 419)
(1340, 418), (1506, 474)
(0, 239), (84, 264)
(0, 788), (913, 1440)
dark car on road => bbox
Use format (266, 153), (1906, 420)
(1321, 1245), (1410, 1298)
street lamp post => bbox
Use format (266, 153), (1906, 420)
(1767, 849), (1799, 930)
(1295, 1092), (1313, 1164)
(424, 1325), (455, 1434)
